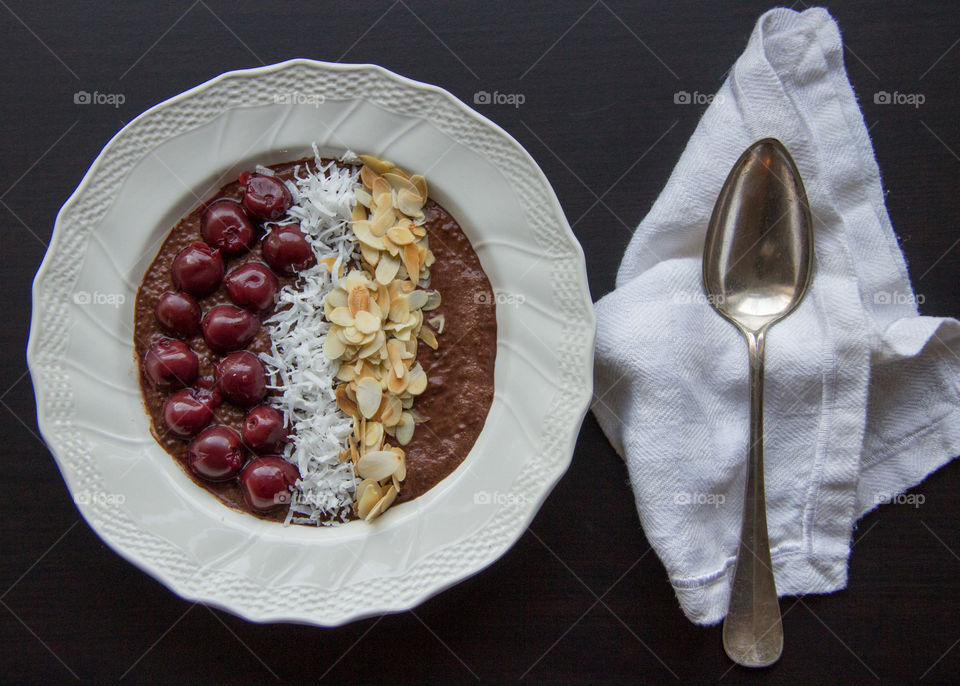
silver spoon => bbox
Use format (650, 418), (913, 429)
(702, 138), (814, 668)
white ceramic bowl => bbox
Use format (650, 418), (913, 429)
(27, 59), (595, 625)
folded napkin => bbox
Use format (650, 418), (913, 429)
(592, 6), (960, 625)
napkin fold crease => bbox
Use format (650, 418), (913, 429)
(592, 6), (960, 625)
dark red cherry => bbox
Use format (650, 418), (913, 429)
(162, 387), (220, 438)
(241, 173), (292, 221)
(262, 224), (315, 275)
(224, 262), (279, 312)
(202, 304), (259, 352)
(215, 351), (266, 406)
(239, 457), (300, 511)
(201, 199), (255, 254)
(242, 405), (286, 453)
(187, 425), (244, 482)
(171, 242), (224, 297)
(143, 339), (199, 390)
(154, 291), (201, 338)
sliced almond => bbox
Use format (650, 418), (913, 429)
(356, 480), (383, 519)
(336, 384), (359, 417)
(356, 449), (401, 481)
(419, 326), (438, 350)
(406, 363), (427, 395)
(396, 187), (424, 216)
(406, 289), (429, 310)
(360, 164), (381, 190)
(387, 365), (408, 394)
(383, 171), (418, 196)
(395, 411), (415, 445)
(329, 307), (354, 327)
(423, 290), (442, 311)
(326, 288), (348, 309)
(359, 242), (380, 267)
(354, 310), (380, 334)
(364, 421), (384, 447)
(375, 253), (401, 285)
(403, 243), (420, 282)
(323, 328), (346, 359)
(348, 285), (370, 316)
(351, 203), (368, 222)
(352, 220), (385, 250)
(364, 484), (398, 521)
(428, 314), (446, 334)
(342, 325), (365, 345)
(354, 188), (373, 208)
(380, 395), (403, 427)
(355, 377), (383, 419)
(336, 362), (356, 382)
(387, 224), (415, 246)
(410, 174), (428, 202)
(358, 155), (395, 175)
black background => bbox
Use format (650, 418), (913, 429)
(3, 2), (959, 684)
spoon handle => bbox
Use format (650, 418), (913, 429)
(722, 329), (783, 667)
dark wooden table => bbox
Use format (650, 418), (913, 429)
(3, 2), (958, 683)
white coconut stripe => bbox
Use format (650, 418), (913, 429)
(259, 151), (361, 525)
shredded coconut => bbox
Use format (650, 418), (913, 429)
(259, 150), (362, 525)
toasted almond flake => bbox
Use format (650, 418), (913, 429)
(354, 309), (380, 334)
(336, 363), (356, 382)
(381, 233), (400, 257)
(356, 450), (401, 481)
(406, 363), (427, 395)
(342, 326), (365, 345)
(406, 289), (429, 310)
(329, 307), (354, 327)
(394, 446), (407, 480)
(375, 253), (401, 285)
(380, 395), (403, 427)
(388, 293), (410, 323)
(355, 187), (373, 208)
(387, 224), (415, 245)
(428, 314), (446, 334)
(364, 421), (384, 447)
(364, 484), (398, 521)
(356, 480), (383, 519)
(324, 328), (346, 359)
(395, 411), (415, 445)
(336, 384), (359, 417)
(348, 285), (370, 316)
(326, 288), (348, 308)
(410, 174), (428, 201)
(355, 377), (382, 419)
(358, 329), (385, 359)
(372, 177), (392, 207)
(370, 204), (394, 237)
(359, 242), (380, 267)
(423, 290), (441, 311)
(387, 365), (408, 394)
(360, 165), (380, 190)
(419, 326), (439, 350)
(358, 155), (395, 175)
(351, 203), (368, 222)
(382, 171), (418, 196)
(396, 187), (424, 216)
(403, 243), (420, 281)
(411, 225), (427, 238)
(352, 220), (385, 250)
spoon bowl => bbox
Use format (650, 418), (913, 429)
(703, 138), (813, 668)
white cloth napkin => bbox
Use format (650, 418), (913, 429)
(592, 6), (960, 625)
